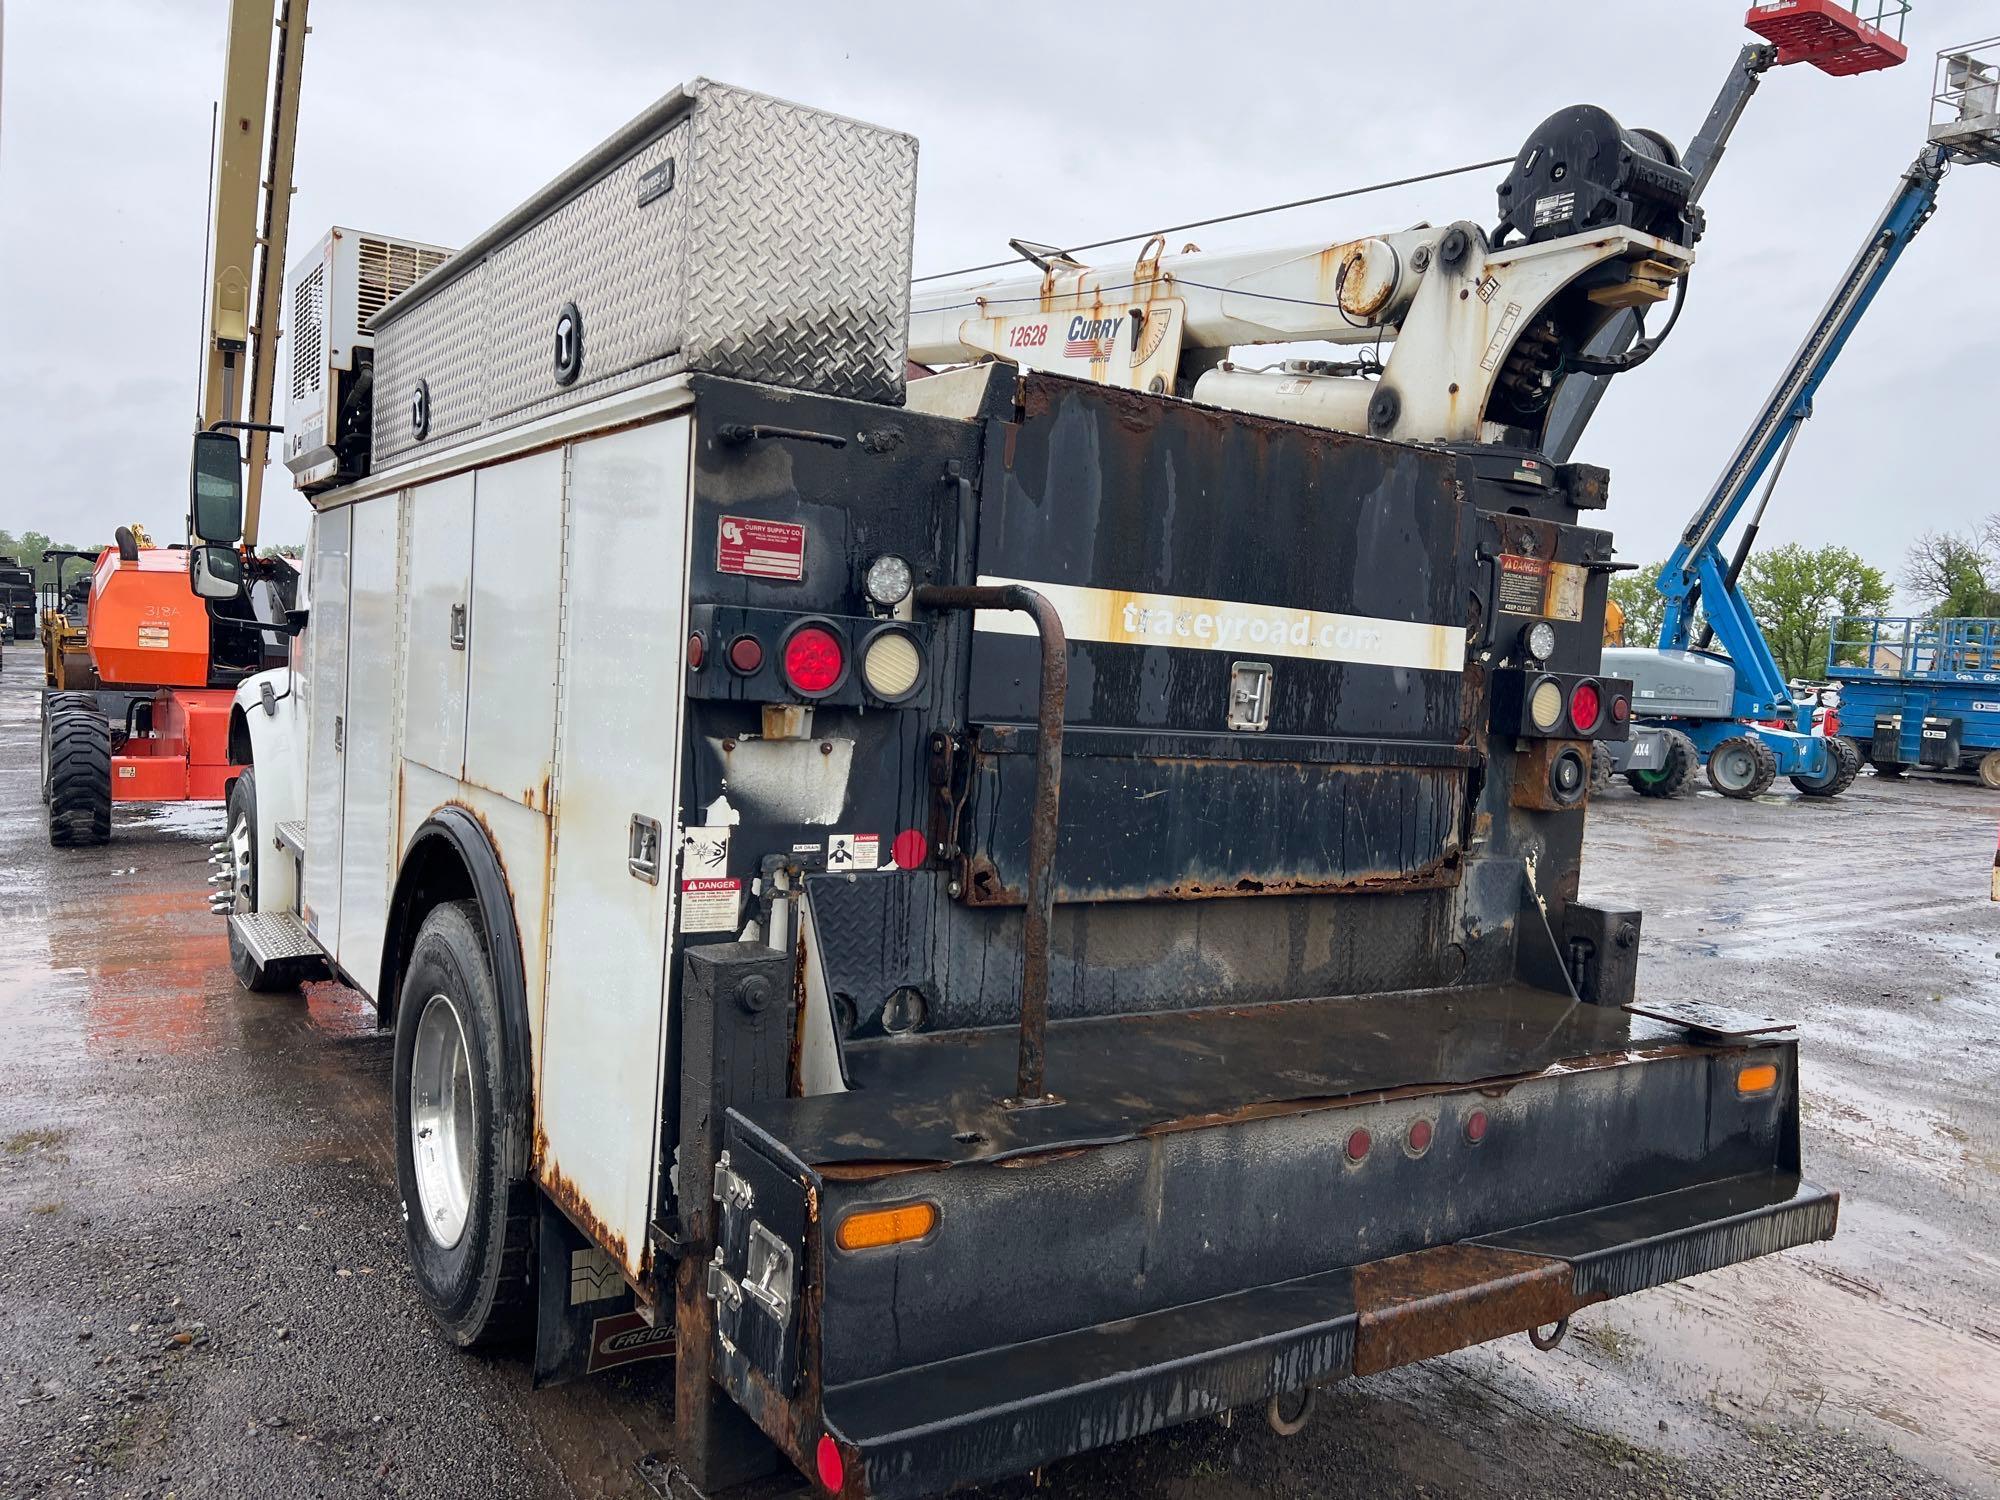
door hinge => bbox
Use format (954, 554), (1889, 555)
(333, 714), (344, 752)
(449, 602), (468, 651)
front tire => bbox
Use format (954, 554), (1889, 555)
(393, 900), (534, 1349)
(223, 771), (306, 993)
(1706, 735), (1777, 799)
(1791, 735), (1860, 798)
(46, 700), (111, 847)
(1979, 751), (2000, 791)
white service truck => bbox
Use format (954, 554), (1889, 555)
(189, 76), (1837, 1499)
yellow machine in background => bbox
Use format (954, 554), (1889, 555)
(1604, 596), (1626, 647)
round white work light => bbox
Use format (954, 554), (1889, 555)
(862, 629), (923, 701)
(864, 553), (913, 607)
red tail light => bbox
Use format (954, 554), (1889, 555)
(726, 634), (764, 674)
(782, 624), (846, 695)
(1569, 679), (1602, 732)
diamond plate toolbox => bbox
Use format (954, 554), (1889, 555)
(370, 78), (917, 467)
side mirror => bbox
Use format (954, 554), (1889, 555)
(189, 544), (245, 601)
(190, 430), (244, 544)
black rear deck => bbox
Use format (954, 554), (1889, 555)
(742, 982), (1691, 1170)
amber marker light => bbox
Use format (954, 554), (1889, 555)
(835, 1201), (938, 1251)
(1736, 1061), (1779, 1097)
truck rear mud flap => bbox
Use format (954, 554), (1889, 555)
(698, 986), (1835, 1499)
(817, 1172), (1833, 1498)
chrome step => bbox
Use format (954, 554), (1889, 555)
(274, 820), (307, 858)
(228, 910), (325, 967)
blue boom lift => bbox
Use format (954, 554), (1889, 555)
(1604, 36), (1999, 798)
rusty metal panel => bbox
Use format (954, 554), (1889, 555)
(969, 376), (1472, 740)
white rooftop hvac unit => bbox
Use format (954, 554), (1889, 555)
(284, 227), (452, 492)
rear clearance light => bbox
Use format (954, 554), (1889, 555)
(1569, 679), (1602, 733)
(1406, 1118), (1434, 1156)
(835, 1201), (938, 1251)
(1611, 694), (1631, 724)
(1736, 1060), (1779, 1097)
(782, 623), (847, 696)
(1464, 1109), (1489, 1144)
(687, 632), (706, 671)
(726, 634), (764, 674)
(815, 1436), (846, 1493)
(1345, 1127), (1372, 1164)
(861, 626), (923, 701)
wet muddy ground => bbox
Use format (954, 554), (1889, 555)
(1, 643), (1995, 1500)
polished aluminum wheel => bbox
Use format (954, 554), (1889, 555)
(410, 992), (477, 1249)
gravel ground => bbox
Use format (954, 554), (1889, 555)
(1, 643), (1994, 1500)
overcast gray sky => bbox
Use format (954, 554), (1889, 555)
(3, 0), (1997, 599)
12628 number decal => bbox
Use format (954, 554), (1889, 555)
(1008, 323), (1048, 348)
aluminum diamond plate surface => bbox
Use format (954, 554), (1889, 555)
(682, 82), (916, 402)
(371, 79), (915, 468)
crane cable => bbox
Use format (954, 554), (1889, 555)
(913, 155), (1517, 285)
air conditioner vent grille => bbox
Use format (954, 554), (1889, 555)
(357, 236), (449, 323)
(291, 262), (326, 403)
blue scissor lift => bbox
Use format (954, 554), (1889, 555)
(1827, 615), (2000, 787)
(1605, 29), (1998, 798)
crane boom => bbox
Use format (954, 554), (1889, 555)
(1656, 143), (1948, 698)
(195, 0), (309, 548)
(1542, 41), (1778, 461)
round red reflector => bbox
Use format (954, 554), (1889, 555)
(1345, 1127), (1371, 1163)
(891, 828), (928, 870)
(726, 634), (764, 674)
(1569, 680), (1602, 732)
(1407, 1118), (1433, 1155)
(687, 632), (706, 671)
(815, 1435), (845, 1493)
(784, 625), (845, 695)
(1611, 694), (1630, 723)
(1465, 1109), (1489, 1144)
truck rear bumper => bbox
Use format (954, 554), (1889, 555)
(819, 1171), (1835, 1497)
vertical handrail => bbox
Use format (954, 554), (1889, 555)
(914, 583), (1067, 1105)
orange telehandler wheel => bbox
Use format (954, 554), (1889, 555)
(45, 698), (111, 847)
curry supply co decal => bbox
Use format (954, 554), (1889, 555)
(972, 576), (1466, 673)
(716, 516), (805, 581)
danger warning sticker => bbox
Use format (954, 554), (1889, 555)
(681, 877), (741, 933)
(717, 516), (805, 582)
(1496, 554), (1549, 616)
(138, 624), (170, 649)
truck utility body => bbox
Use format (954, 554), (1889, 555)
(224, 78), (1835, 1498)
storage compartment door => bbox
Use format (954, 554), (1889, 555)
(464, 449), (563, 809)
(300, 506), (351, 950)
(402, 473), (474, 778)
(335, 494), (404, 999)
(540, 416), (693, 1279)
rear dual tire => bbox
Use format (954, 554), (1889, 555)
(393, 900), (534, 1350)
